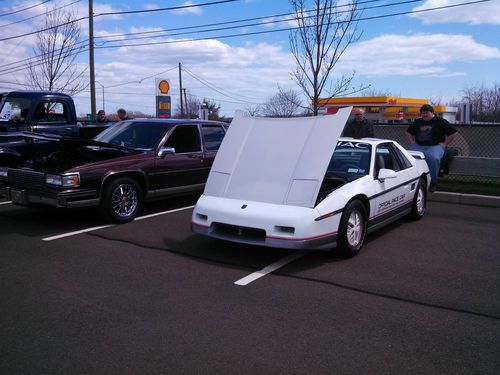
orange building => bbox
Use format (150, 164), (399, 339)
(318, 96), (458, 124)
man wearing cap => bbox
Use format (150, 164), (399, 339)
(406, 104), (457, 192)
(342, 108), (374, 139)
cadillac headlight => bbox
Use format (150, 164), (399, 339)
(0, 167), (7, 178)
(46, 173), (80, 187)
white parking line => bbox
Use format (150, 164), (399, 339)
(234, 251), (307, 286)
(134, 205), (194, 221)
(42, 205), (195, 241)
(42, 224), (114, 241)
(0, 201), (12, 205)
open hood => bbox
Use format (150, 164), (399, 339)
(204, 107), (351, 208)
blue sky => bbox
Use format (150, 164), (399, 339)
(1, 0), (499, 116)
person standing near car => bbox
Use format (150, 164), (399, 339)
(342, 108), (374, 138)
(406, 104), (457, 192)
(117, 108), (130, 121)
(97, 110), (108, 123)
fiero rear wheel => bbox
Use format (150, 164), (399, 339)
(409, 178), (427, 220)
(100, 177), (143, 223)
(337, 200), (367, 257)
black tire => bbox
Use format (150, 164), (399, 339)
(337, 200), (367, 257)
(100, 177), (143, 223)
(409, 178), (427, 220)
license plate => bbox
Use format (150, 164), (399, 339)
(10, 189), (25, 204)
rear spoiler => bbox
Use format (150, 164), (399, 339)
(408, 150), (425, 160)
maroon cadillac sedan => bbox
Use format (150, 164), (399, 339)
(0, 119), (228, 222)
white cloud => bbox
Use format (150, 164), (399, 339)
(409, 0), (500, 25)
(70, 38), (298, 115)
(170, 1), (203, 15)
(341, 33), (500, 77)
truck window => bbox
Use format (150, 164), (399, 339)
(34, 101), (69, 123)
(165, 125), (201, 154)
(201, 125), (226, 151)
(0, 97), (31, 125)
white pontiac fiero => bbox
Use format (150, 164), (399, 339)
(191, 108), (430, 256)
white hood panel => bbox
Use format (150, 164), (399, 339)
(204, 108), (351, 208)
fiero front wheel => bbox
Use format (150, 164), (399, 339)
(100, 177), (143, 223)
(337, 200), (367, 257)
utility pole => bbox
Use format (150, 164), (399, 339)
(183, 88), (188, 117)
(89, 0), (96, 120)
(96, 81), (105, 112)
(179, 62), (184, 118)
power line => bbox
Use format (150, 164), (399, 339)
(0, 0), (240, 43)
(183, 66), (262, 104)
(0, 15), (88, 43)
(97, 0), (425, 44)
(0, 0), (51, 17)
(0, 0), (491, 76)
(0, 0), (407, 73)
(95, 0), (239, 16)
(1, 0), (82, 28)
(96, 0), (386, 40)
(95, 0), (491, 50)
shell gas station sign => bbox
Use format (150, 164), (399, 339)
(155, 78), (171, 118)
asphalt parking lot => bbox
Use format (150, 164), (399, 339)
(1, 196), (499, 374)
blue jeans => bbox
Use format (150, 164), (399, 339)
(410, 143), (445, 183)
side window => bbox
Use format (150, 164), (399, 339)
(375, 144), (403, 173)
(34, 101), (69, 123)
(165, 125), (201, 153)
(392, 144), (413, 169)
(202, 125), (225, 151)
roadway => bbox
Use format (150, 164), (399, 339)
(0, 196), (499, 374)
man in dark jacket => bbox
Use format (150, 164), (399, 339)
(406, 104), (457, 192)
(342, 108), (374, 139)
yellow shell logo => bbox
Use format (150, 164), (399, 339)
(158, 80), (170, 94)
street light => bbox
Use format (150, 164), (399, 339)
(95, 81), (105, 112)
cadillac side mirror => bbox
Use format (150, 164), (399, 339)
(157, 146), (176, 157)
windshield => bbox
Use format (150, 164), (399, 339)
(327, 141), (372, 176)
(0, 97), (31, 125)
(94, 121), (170, 151)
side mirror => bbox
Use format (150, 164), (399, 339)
(378, 168), (397, 182)
(157, 146), (175, 157)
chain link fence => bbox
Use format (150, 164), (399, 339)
(373, 124), (500, 186)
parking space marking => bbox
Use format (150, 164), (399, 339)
(43, 224), (114, 241)
(234, 251), (307, 286)
(133, 205), (194, 221)
(42, 205), (195, 241)
(0, 201), (12, 205)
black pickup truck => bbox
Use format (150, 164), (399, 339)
(0, 91), (108, 139)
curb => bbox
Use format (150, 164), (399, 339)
(428, 191), (500, 208)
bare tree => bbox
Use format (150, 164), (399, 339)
(262, 89), (304, 117)
(174, 93), (201, 118)
(25, 6), (87, 96)
(244, 105), (262, 117)
(201, 98), (222, 121)
(460, 82), (500, 122)
(289, 0), (362, 115)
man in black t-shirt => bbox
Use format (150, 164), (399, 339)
(406, 104), (457, 192)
